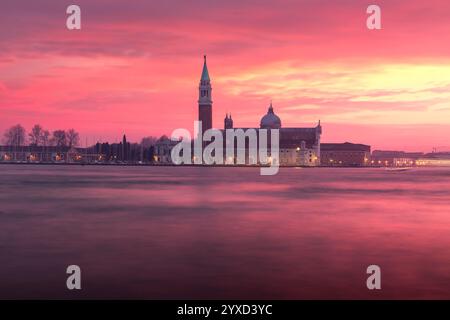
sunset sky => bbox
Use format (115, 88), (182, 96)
(1, 0), (450, 151)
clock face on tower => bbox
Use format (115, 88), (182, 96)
(1, 0), (450, 305)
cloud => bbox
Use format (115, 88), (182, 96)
(1, 0), (450, 149)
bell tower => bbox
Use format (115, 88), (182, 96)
(198, 55), (212, 133)
(224, 113), (233, 129)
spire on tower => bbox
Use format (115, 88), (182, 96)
(201, 55), (210, 81)
(198, 55), (213, 132)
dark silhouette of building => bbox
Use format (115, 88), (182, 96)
(120, 134), (130, 161)
(198, 55), (212, 133)
(224, 113), (233, 129)
(320, 142), (371, 166)
(94, 138), (154, 163)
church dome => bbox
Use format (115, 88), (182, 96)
(260, 102), (281, 129)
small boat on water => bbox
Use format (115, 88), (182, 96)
(385, 167), (412, 172)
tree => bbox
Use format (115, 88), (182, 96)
(3, 124), (26, 146)
(140, 136), (158, 148)
(66, 129), (80, 147)
(52, 130), (67, 147)
(41, 130), (51, 146)
(29, 124), (44, 146)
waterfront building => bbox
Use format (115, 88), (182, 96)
(0, 135), (152, 164)
(371, 150), (424, 166)
(94, 139), (151, 163)
(153, 135), (179, 164)
(415, 152), (450, 167)
(224, 102), (322, 166)
(154, 56), (322, 166)
(0, 145), (98, 163)
(320, 142), (371, 166)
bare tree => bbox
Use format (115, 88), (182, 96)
(29, 124), (43, 146)
(140, 136), (158, 148)
(41, 130), (51, 146)
(3, 124), (26, 146)
(52, 130), (67, 147)
(66, 129), (80, 147)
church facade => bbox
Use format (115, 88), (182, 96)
(220, 104), (322, 166)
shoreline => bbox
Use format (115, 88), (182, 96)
(0, 162), (398, 168)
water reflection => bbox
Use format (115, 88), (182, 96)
(0, 165), (449, 299)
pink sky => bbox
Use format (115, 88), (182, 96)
(1, 0), (450, 151)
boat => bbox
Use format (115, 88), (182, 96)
(385, 167), (412, 172)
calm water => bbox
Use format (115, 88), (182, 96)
(0, 165), (449, 299)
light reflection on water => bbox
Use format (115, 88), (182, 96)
(0, 165), (449, 299)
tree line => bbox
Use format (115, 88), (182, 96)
(2, 124), (161, 149)
(3, 124), (80, 147)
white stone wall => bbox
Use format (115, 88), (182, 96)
(279, 147), (319, 166)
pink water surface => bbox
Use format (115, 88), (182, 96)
(0, 165), (449, 299)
